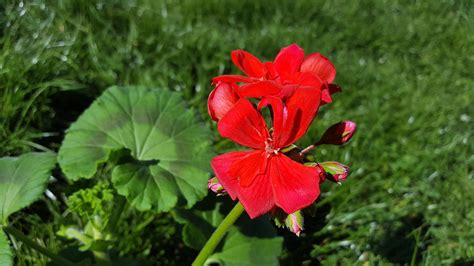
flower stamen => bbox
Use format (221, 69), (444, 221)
(265, 138), (280, 158)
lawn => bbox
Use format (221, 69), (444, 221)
(1, 0), (473, 265)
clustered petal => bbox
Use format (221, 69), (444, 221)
(208, 44), (354, 220)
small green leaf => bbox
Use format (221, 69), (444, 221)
(58, 86), (213, 211)
(206, 227), (283, 266)
(0, 230), (13, 266)
(0, 152), (56, 225)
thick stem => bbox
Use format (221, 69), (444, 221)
(191, 202), (245, 266)
(3, 226), (75, 266)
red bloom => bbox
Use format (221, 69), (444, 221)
(211, 87), (324, 218)
(208, 44), (340, 122)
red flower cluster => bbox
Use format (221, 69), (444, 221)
(208, 44), (355, 219)
(208, 44), (340, 122)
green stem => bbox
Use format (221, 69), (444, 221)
(192, 202), (245, 266)
(3, 226), (75, 266)
(108, 195), (127, 233)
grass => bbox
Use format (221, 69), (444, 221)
(1, 0), (473, 264)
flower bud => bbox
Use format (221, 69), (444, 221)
(304, 162), (327, 184)
(273, 209), (304, 237)
(208, 177), (227, 196)
(319, 161), (350, 183)
(317, 121), (357, 146)
(207, 82), (239, 121)
(286, 211), (304, 236)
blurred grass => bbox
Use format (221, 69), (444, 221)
(1, 0), (473, 265)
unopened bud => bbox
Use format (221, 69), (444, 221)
(317, 121), (357, 146)
(286, 211), (304, 236)
(273, 209), (304, 237)
(319, 161), (350, 183)
(208, 177), (227, 196)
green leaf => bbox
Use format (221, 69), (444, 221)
(0, 230), (13, 266)
(112, 164), (180, 212)
(172, 201), (283, 263)
(0, 152), (56, 225)
(58, 86), (213, 211)
(172, 203), (224, 249)
(206, 227), (283, 266)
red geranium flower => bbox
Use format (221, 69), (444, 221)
(211, 86), (325, 218)
(208, 44), (340, 121)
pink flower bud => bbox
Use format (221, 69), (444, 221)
(208, 177), (227, 196)
(319, 161), (350, 183)
(317, 121), (357, 146)
(273, 209), (304, 237)
(286, 211), (304, 236)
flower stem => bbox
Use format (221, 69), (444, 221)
(191, 202), (245, 266)
(299, 142), (319, 156)
(3, 226), (75, 266)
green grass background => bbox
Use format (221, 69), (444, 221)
(1, 0), (473, 265)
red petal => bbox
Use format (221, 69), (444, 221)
(218, 98), (269, 149)
(274, 85), (322, 147)
(320, 84), (333, 105)
(237, 80), (282, 98)
(320, 84), (342, 105)
(208, 82), (239, 121)
(211, 150), (275, 218)
(263, 62), (278, 80)
(275, 72), (323, 99)
(271, 154), (321, 214)
(300, 53), (336, 83)
(212, 75), (255, 84)
(274, 44), (305, 80)
(231, 50), (266, 78)
(274, 84), (299, 99)
(211, 150), (267, 200)
(257, 96), (285, 145)
(238, 169), (275, 218)
(288, 72), (322, 87)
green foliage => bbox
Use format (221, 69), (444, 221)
(173, 200), (283, 265)
(58, 86), (213, 211)
(61, 183), (196, 264)
(68, 183), (114, 223)
(0, 230), (13, 266)
(59, 183), (116, 253)
(0, 152), (56, 225)
(206, 227), (283, 266)
(0, 152), (56, 265)
(172, 203), (225, 250)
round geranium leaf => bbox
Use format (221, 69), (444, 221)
(112, 163), (179, 212)
(58, 86), (213, 211)
(0, 152), (56, 225)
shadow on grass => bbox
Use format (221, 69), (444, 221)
(371, 214), (428, 264)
